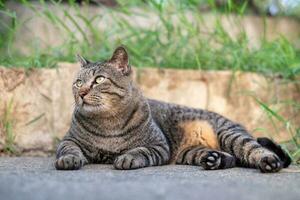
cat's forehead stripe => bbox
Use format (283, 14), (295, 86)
(79, 67), (101, 79)
(89, 68), (96, 76)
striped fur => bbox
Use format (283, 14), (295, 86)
(55, 46), (290, 173)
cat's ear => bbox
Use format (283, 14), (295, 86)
(108, 46), (131, 75)
(76, 54), (90, 67)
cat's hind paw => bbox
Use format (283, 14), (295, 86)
(258, 154), (282, 173)
(200, 151), (222, 170)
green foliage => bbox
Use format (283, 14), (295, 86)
(0, 99), (17, 154)
(0, 0), (299, 79)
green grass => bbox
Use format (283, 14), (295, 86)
(0, 0), (299, 161)
(0, 99), (17, 154)
(0, 0), (299, 79)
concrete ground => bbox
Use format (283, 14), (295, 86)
(0, 157), (299, 200)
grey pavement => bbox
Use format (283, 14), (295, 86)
(0, 157), (299, 200)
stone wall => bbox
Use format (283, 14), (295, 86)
(0, 63), (299, 154)
(3, 2), (300, 54)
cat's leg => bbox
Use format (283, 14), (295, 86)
(113, 145), (170, 170)
(176, 146), (236, 170)
(257, 137), (291, 168)
(216, 121), (283, 173)
(55, 140), (88, 170)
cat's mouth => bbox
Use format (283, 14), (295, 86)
(77, 96), (103, 111)
(82, 101), (97, 107)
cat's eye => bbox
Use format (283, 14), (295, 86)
(95, 76), (105, 84)
(75, 80), (83, 88)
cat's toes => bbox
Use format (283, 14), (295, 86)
(258, 154), (282, 173)
(114, 153), (148, 170)
(200, 151), (221, 170)
(55, 154), (83, 170)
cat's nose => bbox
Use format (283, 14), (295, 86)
(79, 89), (89, 98)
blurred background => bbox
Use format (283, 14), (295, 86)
(0, 0), (299, 164)
(1, 0), (300, 70)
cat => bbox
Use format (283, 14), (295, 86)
(55, 46), (291, 172)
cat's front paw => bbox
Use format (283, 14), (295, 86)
(55, 154), (84, 170)
(258, 154), (282, 173)
(114, 153), (148, 170)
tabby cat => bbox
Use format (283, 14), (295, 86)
(55, 46), (291, 173)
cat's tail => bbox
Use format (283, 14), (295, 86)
(257, 137), (292, 168)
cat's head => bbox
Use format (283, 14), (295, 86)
(73, 46), (134, 116)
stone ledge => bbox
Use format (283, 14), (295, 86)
(0, 63), (299, 152)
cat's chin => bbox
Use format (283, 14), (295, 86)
(78, 103), (102, 114)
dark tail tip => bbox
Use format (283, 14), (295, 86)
(257, 137), (292, 168)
